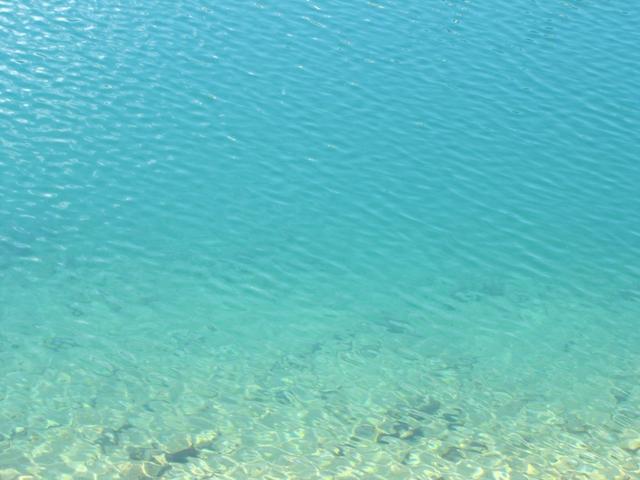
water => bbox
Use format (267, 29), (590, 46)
(1, 1), (639, 478)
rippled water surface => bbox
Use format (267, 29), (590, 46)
(1, 1), (640, 478)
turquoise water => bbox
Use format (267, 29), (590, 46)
(1, 0), (640, 478)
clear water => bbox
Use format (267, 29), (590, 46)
(1, 1), (639, 478)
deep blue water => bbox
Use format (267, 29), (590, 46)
(1, 1), (639, 478)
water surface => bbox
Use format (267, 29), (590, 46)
(1, 1), (639, 478)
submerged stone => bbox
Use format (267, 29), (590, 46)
(352, 423), (377, 441)
(193, 430), (219, 450)
(625, 438), (640, 452)
(419, 398), (441, 415)
(43, 336), (79, 351)
(466, 441), (488, 454)
(164, 446), (199, 464)
(128, 446), (153, 461)
(96, 429), (120, 453)
(441, 446), (464, 462)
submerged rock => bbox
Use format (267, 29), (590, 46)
(128, 446), (153, 461)
(419, 398), (442, 415)
(193, 430), (218, 450)
(164, 446), (199, 464)
(625, 438), (640, 452)
(43, 336), (79, 351)
(440, 446), (464, 462)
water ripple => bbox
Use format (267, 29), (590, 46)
(1, 0), (640, 478)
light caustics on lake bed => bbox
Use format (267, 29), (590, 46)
(1, 1), (639, 479)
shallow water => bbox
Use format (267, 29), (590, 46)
(1, 1), (640, 479)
